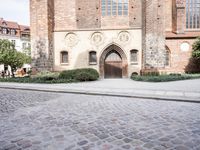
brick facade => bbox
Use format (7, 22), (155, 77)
(30, 0), (200, 77)
(30, 0), (54, 72)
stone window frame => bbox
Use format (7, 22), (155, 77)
(89, 51), (97, 65)
(101, 0), (129, 17)
(2, 28), (7, 34)
(60, 51), (69, 65)
(10, 29), (16, 35)
(130, 49), (139, 65)
(186, 0), (200, 30)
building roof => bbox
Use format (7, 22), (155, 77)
(0, 18), (30, 38)
(0, 18), (30, 30)
(19, 25), (30, 32)
(0, 18), (19, 29)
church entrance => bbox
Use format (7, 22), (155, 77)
(104, 50), (122, 78)
(100, 44), (128, 78)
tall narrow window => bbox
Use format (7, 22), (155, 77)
(11, 29), (16, 35)
(101, 0), (106, 16)
(130, 49), (138, 63)
(165, 49), (170, 66)
(11, 40), (16, 47)
(2, 28), (7, 34)
(186, 0), (200, 29)
(61, 51), (68, 64)
(101, 0), (129, 16)
(89, 51), (97, 64)
(22, 43), (26, 49)
(123, 0), (128, 15)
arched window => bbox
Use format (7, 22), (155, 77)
(165, 47), (170, 67)
(186, 0), (200, 29)
(101, 0), (129, 16)
(89, 51), (97, 64)
(130, 49), (138, 63)
(60, 51), (68, 64)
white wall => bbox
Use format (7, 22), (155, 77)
(53, 29), (142, 77)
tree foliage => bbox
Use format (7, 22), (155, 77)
(0, 39), (31, 77)
(192, 37), (200, 59)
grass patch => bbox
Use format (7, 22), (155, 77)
(131, 74), (200, 82)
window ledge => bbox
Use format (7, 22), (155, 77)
(60, 63), (69, 66)
(131, 62), (138, 65)
(89, 62), (97, 65)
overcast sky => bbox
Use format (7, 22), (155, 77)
(0, 0), (29, 26)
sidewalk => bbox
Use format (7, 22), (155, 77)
(0, 79), (200, 103)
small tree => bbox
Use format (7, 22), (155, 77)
(192, 37), (200, 59)
(23, 46), (31, 56)
(0, 39), (31, 77)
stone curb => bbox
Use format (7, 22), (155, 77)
(0, 86), (200, 104)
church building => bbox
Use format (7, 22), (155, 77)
(30, 0), (200, 78)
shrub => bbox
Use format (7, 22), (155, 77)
(131, 74), (200, 82)
(142, 72), (160, 76)
(131, 72), (139, 76)
(59, 68), (99, 81)
(169, 73), (182, 76)
(192, 37), (200, 59)
(33, 71), (59, 81)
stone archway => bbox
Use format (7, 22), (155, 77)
(100, 44), (128, 78)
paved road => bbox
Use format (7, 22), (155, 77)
(0, 89), (200, 150)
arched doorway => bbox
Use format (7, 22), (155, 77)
(100, 44), (128, 78)
(104, 50), (122, 78)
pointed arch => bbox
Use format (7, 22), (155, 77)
(99, 44), (128, 78)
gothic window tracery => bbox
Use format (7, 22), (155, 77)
(186, 0), (200, 29)
(101, 0), (129, 16)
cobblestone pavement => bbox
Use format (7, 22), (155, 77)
(0, 89), (200, 150)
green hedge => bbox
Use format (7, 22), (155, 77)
(0, 77), (75, 84)
(59, 68), (99, 81)
(131, 74), (200, 82)
(0, 68), (99, 83)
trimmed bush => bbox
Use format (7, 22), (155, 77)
(32, 71), (60, 81)
(0, 69), (99, 84)
(59, 68), (99, 81)
(131, 74), (200, 82)
(131, 72), (139, 76)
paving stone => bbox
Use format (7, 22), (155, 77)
(123, 138), (132, 143)
(143, 142), (154, 149)
(2, 144), (16, 150)
(0, 89), (200, 149)
(97, 134), (109, 139)
(77, 140), (88, 146)
(175, 145), (190, 150)
(122, 144), (131, 149)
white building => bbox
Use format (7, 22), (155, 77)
(0, 18), (31, 76)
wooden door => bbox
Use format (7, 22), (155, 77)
(104, 50), (122, 78)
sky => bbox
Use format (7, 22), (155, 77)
(0, 0), (30, 26)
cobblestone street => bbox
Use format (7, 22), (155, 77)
(0, 89), (200, 150)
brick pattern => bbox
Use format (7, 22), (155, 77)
(30, 0), (199, 74)
(129, 0), (142, 28)
(76, 0), (100, 29)
(30, 0), (54, 71)
(54, 0), (76, 31)
(142, 0), (166, 69)
(172, 0), (186, 34)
